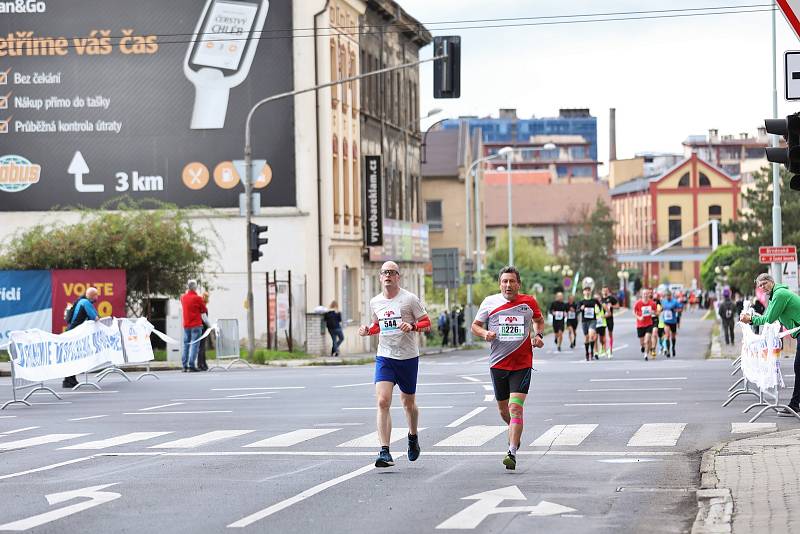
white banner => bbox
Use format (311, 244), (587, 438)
(118, 318), (156, 364)
(9, 320), (124, 382)
(739, 322), (786, 391)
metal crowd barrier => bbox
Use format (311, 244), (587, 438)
(208, 319), (252, 371)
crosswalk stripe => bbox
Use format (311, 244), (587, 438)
(61, 432), (173, 450)
(337, 427), (425, 448)
(627, 423), (686, 447)
(244, 429), (340, 448)
(531, 424), (597, 446)
(731, 422), (776, 434)
(0, 433), (89, 451)
(150, 430), (255, 449)
(0, 426), (40, 435)
(434, 426), (507, 447)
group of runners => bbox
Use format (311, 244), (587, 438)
(547, 285), (619, 361)
(358, 262), (688, 473)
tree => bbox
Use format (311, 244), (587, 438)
(0, 202), (214, 316)
(564, 199), (618, 288)
(723, 167), (800, 291)
(700, 243), (742, 292)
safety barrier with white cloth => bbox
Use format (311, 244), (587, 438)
(722, 320), (800, 422)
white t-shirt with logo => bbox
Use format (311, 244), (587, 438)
(370, 288), (427, 360)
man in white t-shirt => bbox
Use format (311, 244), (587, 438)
(359, 261), (431, 468)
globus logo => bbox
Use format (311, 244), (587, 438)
(0, 155), (41, 193)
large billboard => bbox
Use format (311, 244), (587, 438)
(0, 0), (295, 210)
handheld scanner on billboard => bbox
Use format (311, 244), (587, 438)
(184, 0), (269, 129)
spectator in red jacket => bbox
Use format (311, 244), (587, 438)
(180, 279), (207, 372)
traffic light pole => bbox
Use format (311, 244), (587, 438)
(242, 54), (446, 357)
(771, 7), (783, 284)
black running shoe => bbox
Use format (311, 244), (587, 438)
(375, 449), (394, 467)
(503, 451), (516, 470)
(407, 434), (420, 462)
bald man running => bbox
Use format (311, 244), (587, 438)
(359, 261), (431, 468)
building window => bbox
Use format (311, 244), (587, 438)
(329, 39), (338, 106)
(527, 236), (546, 247)
(709, 205), (722, 246)
(699, 173), (711, 187)
(341, 266), (357, 323)
(352, 143), (360, 226)
(669, 261), (683, 271)
(343, 137), (350, 225)
(668, 205), (682, 243)
(677, 173), (690, 188)
(426, 200), (443, 231)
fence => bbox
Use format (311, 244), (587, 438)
(722, 321), (799, 422)
(209, 319), (251, 371)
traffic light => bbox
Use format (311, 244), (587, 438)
(248, 222), (268, 263)
(433, 36), (460, 99)
(765, 113), (800, 190)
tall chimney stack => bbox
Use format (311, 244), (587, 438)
(609, 108), (617, 162)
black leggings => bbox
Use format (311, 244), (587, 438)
(791, 343), (800, 409)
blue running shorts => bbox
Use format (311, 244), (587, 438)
(374, 356), (419, 394)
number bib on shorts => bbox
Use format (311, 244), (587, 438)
(379, 305), (402, 335)
(498, 315), (525, 341)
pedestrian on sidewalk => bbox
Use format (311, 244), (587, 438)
(196, 290), (211, 371)
(718, 290), (736, 346)
(61, 286), (101, 388)
(358, 261), (431, 468)
(180, 279), (207, 373)
(741, 273), (800, 417)
(471, 265), (545, 471)
(324, 300), (344, 357)
(438, 309), (450, 347)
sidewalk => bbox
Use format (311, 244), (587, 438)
(0, 345), (461, 376)
(694, 429), (800, 533)
(694, 319), (800, 533)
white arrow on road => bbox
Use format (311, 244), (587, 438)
(68, 150), (104, 192)
(436, 485), (576, 529)
(0, 483), (121, 531)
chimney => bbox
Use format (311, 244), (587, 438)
(757, 126), (767, 140)
(739, 132), (748, 140)
(499, 108), (517, 120)
(708, 129), (719, 143)
(609, 108), (617, 162)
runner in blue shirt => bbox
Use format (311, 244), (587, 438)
(660, 290), (682, 358)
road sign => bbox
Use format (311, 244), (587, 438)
(786, 51), (800, 100)
(759, 246), (797, 264)
(778, 0), (800, 41)
(432, 248), (461, 289)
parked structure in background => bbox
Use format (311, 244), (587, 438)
(481, 135), (599, 181)
(611, 154), (740, 287)
(683, 128), (770, 182)
(442, 108), (598, 173)
(421, 123), (483, 272)
(483, 182), (611, 256)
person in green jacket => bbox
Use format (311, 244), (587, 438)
(740, 272), (800, 417)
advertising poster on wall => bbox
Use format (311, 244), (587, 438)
(0, 270), (51, 347)
(0, 0), (295, 211)
(51, 269), (126, 332)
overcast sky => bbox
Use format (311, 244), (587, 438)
(403, 0), (800, 174)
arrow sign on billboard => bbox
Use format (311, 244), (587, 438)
(68, 151), (104, 193)
(436, 485), (576, 529)
(0, 483), (121, 531)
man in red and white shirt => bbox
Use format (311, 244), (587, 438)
(471, 266), (545, 470)
(634, 288), (658, 361)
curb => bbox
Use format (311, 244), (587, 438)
(692, 442), (733, 534)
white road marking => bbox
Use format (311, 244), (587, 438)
(0, 457), (94, 481)
(446, 407), (487, 428)
(332, 382), (373, 388)
(314, 423), (363, 427)
(99, 450), (681, 458)
(731, 422), (776, 434)
(0, 426), (40, 435)
(577, 388), (682, 392)
(590, 377), (688, 382)
(627, 423), (686, 447)
(460, 376), (481, 382)
(244, 429), (340, 448)
(531, 424), (597, 446)
(434, 426), (507, 447)
(484, 395), (495, 402)
(341, 406), (453, 411)
(212, 387), (304, 391)
(170, 397), (272, 401)
(61, 432), (173, 450)
(337, 427), (424, 448)
(226, 392), (275, 398)
(69, 415), (108, 422)
(150, 430), (255, 449)
(482, 385), (493, 391)
(597, 458), (662, 464)
(0, 483), (121, 531)
(394, 392), (475, 396)
(227, 459), (387, 528)
(123, 411), (233, 415)
(465, 356), (489, 364)
(0, 434), (89, 451)
(0, 416), (17, 419)
(139, 402), (184, 411)
(565, 403), (677, 407)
